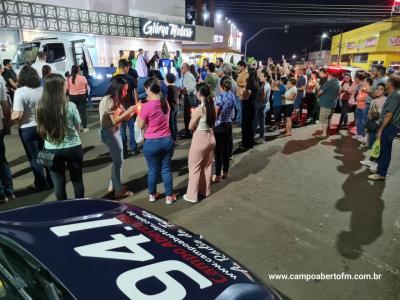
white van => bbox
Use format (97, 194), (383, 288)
(11, 37), (95, 77)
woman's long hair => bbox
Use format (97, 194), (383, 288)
(37, 74), (67, 144)
(128, 51), (135, 61)
(246, 70), (259, 93)
(71, 65), (79, 85)
(144, 77), (169, 114)
(197, 82), (216, 128)
(106, 77), (128, 110)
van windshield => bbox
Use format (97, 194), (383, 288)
(12, 42), (40, 66)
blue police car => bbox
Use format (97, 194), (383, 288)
(0, 199), (282, 300)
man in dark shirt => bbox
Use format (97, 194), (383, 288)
(2, 59), (17, 102)
(369, 76), (400, 181)
(113, 59), (139, 157)
(294, 67), (307, 126)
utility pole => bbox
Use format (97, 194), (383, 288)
(244, 25), (289, 61)
(337, 30), (343, 65)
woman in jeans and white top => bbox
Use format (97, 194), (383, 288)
(11, 66), (52, 191)
(66, 65), (89, 132)
(183, 83), (216, 203)
(99, 77), (136, 199)
(36, 74), (84, 200)
(282, 77), (298, 137)
(0, 64), (14, 202)
(137, 77), (176, 205)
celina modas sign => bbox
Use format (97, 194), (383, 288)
(140, 19), (195, 41)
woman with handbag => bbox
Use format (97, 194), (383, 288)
(99, 77), (136, 199)
(338, 74), (353, 129)
(36, 74), (84, 200)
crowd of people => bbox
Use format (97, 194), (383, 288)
(0, 49), (399, 205)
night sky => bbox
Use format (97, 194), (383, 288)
(213, 0), (395, 61)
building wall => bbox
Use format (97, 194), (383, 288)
(330, 17), (400, 68)
(17, 0), (185, 23)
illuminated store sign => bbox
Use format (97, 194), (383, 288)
(140, 19), (195, 41)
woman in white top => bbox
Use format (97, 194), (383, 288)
(11, 66), (51, 191)
(183, 83), (216, 203)
(0, 64), (14, 202)
(282, 77), (298, 137)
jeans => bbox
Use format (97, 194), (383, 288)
(169, 108), (178, 142)
(368, 131), (377, 150)
(19, 126), (51, 190)
(235, 96), (242, 125)
(101, 128), (124, 192)
(0, 131), (13, 198)
(214, 123), (232, 176)
(121, 118), (137, 154)
(48, 145), (84, 200)
(356, 108), (368, 136)
(339, 100), (350, 127)
(143, 136), (174, 196)
(377, 124), (399, 177)
(273, 106), (282, 124)
(253, 105), (266, 139)
(69, 94), (87, 128)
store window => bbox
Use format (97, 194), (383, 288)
(43, 43), (66, 63)
(331, 55), (338, 63)
(341, 54), (351, 63)
(353, 53), (369, 63)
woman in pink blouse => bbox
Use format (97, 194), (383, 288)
(66, 65), (89, 132)
(137, 77), (176, 205)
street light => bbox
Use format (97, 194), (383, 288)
(320, 33), (331, 66)
(216, 13), (223, 21)
(244, 25), (289, 60)
(292, 54), (297, 59)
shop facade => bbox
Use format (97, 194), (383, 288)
(182, 17), (243, 67)
(0, 0), (211, 67)
(330, 16), (400, 70)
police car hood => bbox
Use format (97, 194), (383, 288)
(0, 199), (281, 300)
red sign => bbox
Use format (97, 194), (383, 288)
(388, 36), (400, 47)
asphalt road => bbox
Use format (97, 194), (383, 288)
(2, 110), (400, 300)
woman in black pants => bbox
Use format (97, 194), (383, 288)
(37, 74), (85, 200)
(213, 77), (236, 182)
(66, 65), (89, 132)
(240, 71), (259, 150)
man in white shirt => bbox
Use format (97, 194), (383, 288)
(181, 63), (197, 138)
(31, 51), (57, 78)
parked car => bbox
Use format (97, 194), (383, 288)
(0, 199), (282, 300)
(326, 65), (362, 82)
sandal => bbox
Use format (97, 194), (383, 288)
(166, 194), (177, 205)
(114, 189), (134, 200)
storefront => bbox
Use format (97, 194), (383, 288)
(0, 0), (200, 68)
(330, 16), (400, 70)
(182, 18), (243, 67)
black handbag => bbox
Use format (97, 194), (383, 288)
(37, 150), (55, 169)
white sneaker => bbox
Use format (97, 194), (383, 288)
(352, 135), (360, 140)
(357, 136), (365, 142)
(149, 193), (159, 202)
(315, 120), (320, 124)
(369, 164), (378, 174)
(81, 128), (90, 133)
(183, 194), (198, 203)
(360, 159), (374, 167)
(166, 194), (177, 205)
